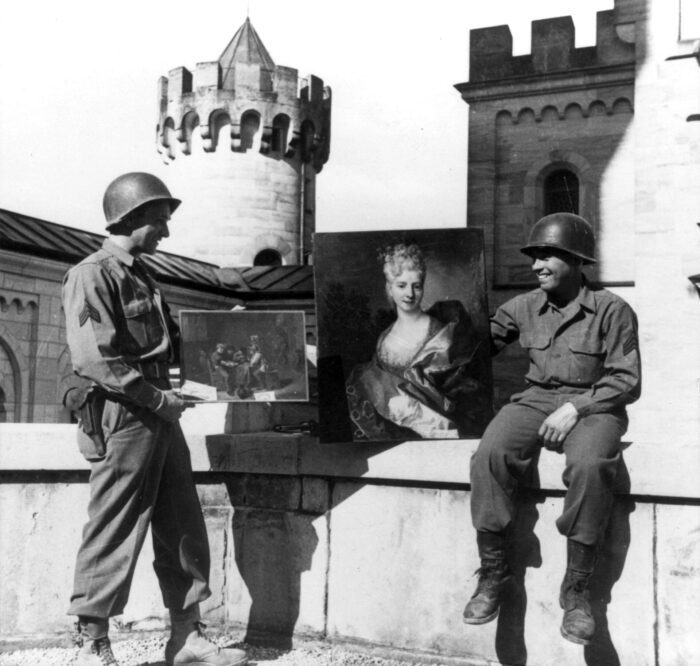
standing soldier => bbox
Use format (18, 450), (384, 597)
(62, 173), (248, 666)
(462, 213), (641, 646)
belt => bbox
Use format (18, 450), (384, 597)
(132, 360), (170, 379)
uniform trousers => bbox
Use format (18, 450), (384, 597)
(68, 387), (211, 618)
(470, 386), (627, 547)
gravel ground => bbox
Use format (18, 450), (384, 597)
(0, 632), (469, 666)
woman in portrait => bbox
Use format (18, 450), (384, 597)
(345, 242), (490, 441)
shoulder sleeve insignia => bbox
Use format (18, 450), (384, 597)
(79, 299), (102, 327)
(623, 334), (638, 356)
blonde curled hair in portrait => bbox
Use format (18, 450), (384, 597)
(379, 243), (427, 302)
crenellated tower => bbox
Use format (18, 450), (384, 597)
(456, 8), (636, 290)
(156, 18), (331, 267)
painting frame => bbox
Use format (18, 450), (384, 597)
(178, 310), (310, 403)
(313, 228), (493, 443)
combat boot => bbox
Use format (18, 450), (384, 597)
(165, 605), (248, 666)
(462, 530), (512, 625)
(559, 539), (596, 645)
(74, 618), (119, 666)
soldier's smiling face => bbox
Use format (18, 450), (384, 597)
(130, 201), (172, 254)
(530, 247), (582, 298)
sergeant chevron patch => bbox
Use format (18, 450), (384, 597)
(79, 300), (101, 326)
(623, 334), (637, 356)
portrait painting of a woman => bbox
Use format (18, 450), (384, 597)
(314, 229), (493, 442)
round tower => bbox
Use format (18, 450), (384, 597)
(156, 18), (331, 267)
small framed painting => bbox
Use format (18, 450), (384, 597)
(179, 310), (309, 402)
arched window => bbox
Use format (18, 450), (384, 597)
(544, 169), (579, 215)
(272, 114), (290, 154)
(240, 111), (261, 151)
(254, 249), (282, 266)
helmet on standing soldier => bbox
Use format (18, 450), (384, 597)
(102, 172), (180, 230)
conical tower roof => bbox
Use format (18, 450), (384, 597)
(219, 18), (275, 89)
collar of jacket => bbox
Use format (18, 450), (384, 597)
(536, 278), (597, 315)
(102, 238), (137, 267)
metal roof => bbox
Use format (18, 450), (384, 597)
(0, 207), (313, 296)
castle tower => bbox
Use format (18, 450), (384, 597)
(156, 18), (331, 267)
(455, 9), (636, 290)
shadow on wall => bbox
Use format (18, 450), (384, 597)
(229, 505), (319, 649)
(495, 455), (634, 666)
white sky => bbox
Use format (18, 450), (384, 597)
(0, 0), (613, 239)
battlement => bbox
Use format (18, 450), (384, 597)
(469, 9), (635, 83)
(156, 19), (331, 172)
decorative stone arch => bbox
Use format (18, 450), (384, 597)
(540, 105), (560, 122)
(206, 109), (231, 153)
(516, 107), (536, 124)
(612, 97), (633, 114)
(158, 117), (177, 162)
(0, 331), (23, 423)
(564, 103), (584, 120)
(180, 110), (200, 155)
(588, 100), (608, 117)
(523, 150), (597, 235)
(271, 113), (291, 155)
(496, 110), (513, 126)
(233, 109), (261, 153)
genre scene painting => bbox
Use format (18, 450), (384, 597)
(314, 229), (493, 443)
(179, 310), (309, 402)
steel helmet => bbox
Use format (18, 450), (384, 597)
(521, 212), (596, 264)
(103, 172), (181, 229)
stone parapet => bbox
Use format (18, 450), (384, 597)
(0, 423), (698, 665)
(467, 10), (635, 84)
(2, 420), (698, 500)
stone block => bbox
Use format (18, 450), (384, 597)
(197, 483), (236, 510)
(301, 477), (329, 514)
(206, 433), (300, 475)
(325, 483), (656, 664)
(0, 483), (91, 635)
(656, 504), (700, 666)
(226, 508), (327, 646)
(200, 506), (234, 624)
(168, 66), (193, 97)
(469, 25), (513, 82)
(195, 61), (220, 90)
(532, 16), (575, 73)
(236, 475), (301, 511)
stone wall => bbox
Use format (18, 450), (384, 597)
(1, 421), (698, 665)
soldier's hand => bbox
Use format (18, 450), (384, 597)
(538, 402), (580, 451)
(153, 390), (191, 422)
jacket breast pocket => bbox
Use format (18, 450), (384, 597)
(568, 339), (606, 384)
(122, 298), (163, 348)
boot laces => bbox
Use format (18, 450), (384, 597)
(194, 620), (209, 638)
(91, 637), (118, 665)
(563, 573), (592, 612)
(472, 561), (508, 594)
(73, 622), (118, 665)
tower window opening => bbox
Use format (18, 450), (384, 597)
(272, 115), (290, 154)
(240, 111), (261, 151)
(254, 249), (282, 266)
(544, 169), (579, 215)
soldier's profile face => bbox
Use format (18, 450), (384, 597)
(130, 201), (172, 254)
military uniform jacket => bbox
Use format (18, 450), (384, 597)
(490, 281), (641, 416)
(62, 238), (179, 409)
